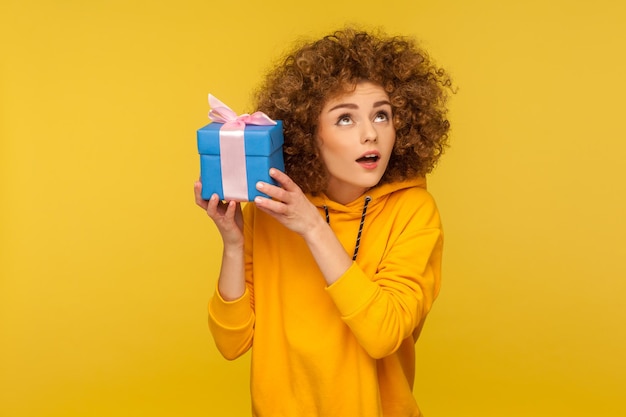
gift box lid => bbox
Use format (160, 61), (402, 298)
(197, 121), (284, 156)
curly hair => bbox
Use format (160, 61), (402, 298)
(254, 27), (453, 194)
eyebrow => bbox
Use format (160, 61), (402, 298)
(327, 100), (391, 112)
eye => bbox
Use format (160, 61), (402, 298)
(336, 114), (353, 126)
(374, 111), (390, 123)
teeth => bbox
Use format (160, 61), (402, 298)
(357, 154), (379, 163)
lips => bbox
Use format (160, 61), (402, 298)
(356, 151), (381, 169)
(356, 152), (380, 163)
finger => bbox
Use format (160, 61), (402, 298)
(194, 181), (209, 209)
(254, 195), (288, 216)
(269, 168), (301, 192)
(205, 194), (221, 217)
(256, 180), (289, 203)
(224, 200), (239, 221)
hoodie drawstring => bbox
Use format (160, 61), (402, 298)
(323, 196), (372, 261)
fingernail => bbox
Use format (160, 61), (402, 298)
(256, 182), (264, 189)
(254, 197), (262, 204)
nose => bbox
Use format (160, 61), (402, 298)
(360, 121), (378, 144)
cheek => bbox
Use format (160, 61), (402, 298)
(386, 133), (397, 152)
(319, 137), (346, 159)
(319, 145), (352, 174)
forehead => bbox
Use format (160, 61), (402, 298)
(322, 81), (389, 109)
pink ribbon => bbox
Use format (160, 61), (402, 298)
(208, 94), (276, 201)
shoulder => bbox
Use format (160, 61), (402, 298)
(383, 186), (441, 229)
(385, 184), (438, 212)
(372, 178), (436, 210)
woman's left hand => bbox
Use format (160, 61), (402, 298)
(253, 168), (325, 237)
(257, 168), (353, 285)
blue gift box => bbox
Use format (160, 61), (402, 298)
(197, 121), (285, 201)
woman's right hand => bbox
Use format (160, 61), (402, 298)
(194, 180), (244, 247)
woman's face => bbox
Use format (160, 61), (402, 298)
(316, 81), (396, 204)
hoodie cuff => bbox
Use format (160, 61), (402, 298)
(325, 262), (378, 317)
(209, 286), (254, 329)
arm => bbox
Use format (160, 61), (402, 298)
(327, 223), (442, 358)
(253, 169), (353, 286)
(194, 181), (245, 300)
(255, 173), (442, 358)
(195, 181), (254, 359)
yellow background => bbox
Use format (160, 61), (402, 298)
(1, 0), (625, 416)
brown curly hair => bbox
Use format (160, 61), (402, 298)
(254, 27), (453, 194)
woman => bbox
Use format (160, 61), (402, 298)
(195, 27), (452, 417)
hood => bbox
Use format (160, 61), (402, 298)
(308, 177), (427, 214)
(308, 177), (428, 261)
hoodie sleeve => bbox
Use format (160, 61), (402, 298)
(325, 191), (443, 359)
(207, 204), (256, 360)
(208, 286), (255, 360)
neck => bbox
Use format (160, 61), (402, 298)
(324, 187), (368, 205)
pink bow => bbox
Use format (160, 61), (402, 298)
(208, 94), (275, 201)
(208, 94), (276, 127)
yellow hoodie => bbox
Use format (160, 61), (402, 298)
(208, 177), (443, 417)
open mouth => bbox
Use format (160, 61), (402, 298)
(356, 154), (380, 163)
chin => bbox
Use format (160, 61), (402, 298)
(357, 177), (384, 190)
